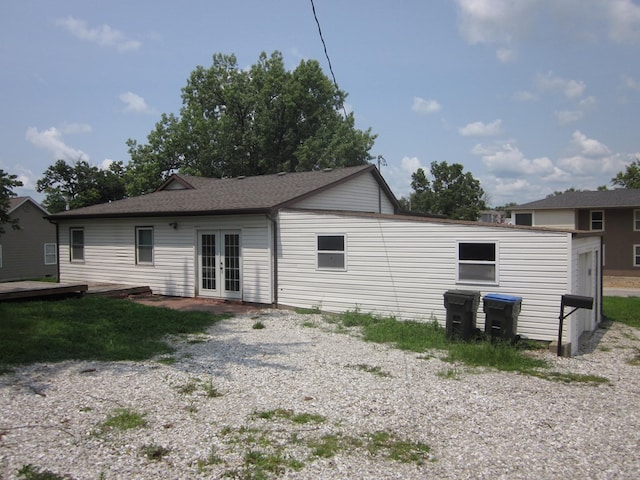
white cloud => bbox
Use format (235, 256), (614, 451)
(119, 91), (156, 114)
(535, 71), (586, 98)
(55, 16), (141, 52)
(455, 0), (537, 44)
(622, 74), (640, 91)
(471, 142), (557, 177)
(496, 47), (516, 63)
(555, 110), (584, 125)
(570, 130), (611, 157)
(607, 0), (640, 45)
(512, 90), (537, 101)
(25, 126), (89, 161)
(459, 119), (504, 137)
(578, 96), (597, 108)
(401, 156), (423, 172)
(411, 97), (441, 114)
(557, 131), (630, 177)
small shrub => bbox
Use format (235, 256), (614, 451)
(252, 321), (266, 329)
(140, 444), (171, 461)
(17, 464), (66, 480)
(100, 408), (147, 432)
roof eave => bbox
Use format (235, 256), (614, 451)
(47, 207), (271, 221)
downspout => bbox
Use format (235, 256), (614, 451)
(266, 210), (278, 307)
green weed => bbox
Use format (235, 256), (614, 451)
(346, 363), (391, 377)
(140, 444), (171, 461)
(100, 408), (147, 432)
(16, 464), (66, 480)
(253, 321), (266, 329)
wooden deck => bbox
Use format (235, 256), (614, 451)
(0, 281), (151, 301)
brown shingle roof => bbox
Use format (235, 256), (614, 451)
(49, 165), (398, 219)
(511, 189), (640, 210)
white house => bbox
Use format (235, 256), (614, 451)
(48, 165), (602, 355)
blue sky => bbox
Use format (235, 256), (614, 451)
(2, 0), (640, 207)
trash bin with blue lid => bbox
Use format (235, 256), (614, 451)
(444, 290), (480, 340)
(483, 293), (522, 342)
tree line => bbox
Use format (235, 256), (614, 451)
(2, 50), (639, 233)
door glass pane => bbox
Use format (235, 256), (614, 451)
(224, 234), (240, 292)
(201, 234), (216, 290)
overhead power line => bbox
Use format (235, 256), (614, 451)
(309, 0), (348, 117)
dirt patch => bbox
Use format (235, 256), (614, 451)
(604, 276), (640, 289)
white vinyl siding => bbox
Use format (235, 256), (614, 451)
(294, 171), (395, 214)
(58, 215), (272, 303)
(44, 243), (57, 265)
(277, 209), (598, 346)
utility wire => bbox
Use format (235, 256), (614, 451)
(309, 0), (348, 118)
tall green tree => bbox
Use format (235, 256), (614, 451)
(125, 51), (376, 195)
(36, 159), (126, 213)
(408, 161), (486, 220)
(0, 169), (23, 236)
(611, 158), (640, 189)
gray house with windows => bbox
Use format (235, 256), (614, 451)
(510, 189), (640, 277)
(0, 197), (57, 281)
(48, 165), (602, 354)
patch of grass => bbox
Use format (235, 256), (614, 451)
(436, 367), (461, 380)
(253, 409), (325, 425)
(307, 434), (347, 458)
(345, 363), (391, 377)
(603, 296), (640, 329)
(100, 408), (147, 432)
(156, 355), (177, 365)
(0, 296), (228, 370)
(529, 371), (611, 384)
(301, 320), (318, 328)
(203, 378), (223, 398)
(16, 464), (66, 480)
(330, 310), (547, 374)
(366, 431), (431, 464)
(252, 321), (266, 329)
(140, 444), (171, 461)
(295, 305), (321, 315)
(196, 446), (224, 472)
(626, 348), (640, 366)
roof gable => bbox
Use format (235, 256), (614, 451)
(49, 165), (400, 219)
(512, 189), (640, 210)
(8, 196), (49, 215)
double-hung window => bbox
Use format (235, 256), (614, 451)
(317, 234), (346, 270)
(590, 210), (604, 231)
(70, 228), (84, 262)
(44, 243), (57, 265)
(634, 210), (640, 231)
(457, 242), (498, 284)
(634, 245), (640, 268)
(136, 227), (154, 265)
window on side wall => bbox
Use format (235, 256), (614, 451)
(44, 243), (57, 265)
(590, 210), (604, 231)
(634, 210), (640, 231)
(514, 212), (533, 226)
(136, 227), (154, 265)
(70, 228), (84, 262)
(317, 234), (346, 270)
(457, 242), (498, 284)
(634, 245), (640, 267)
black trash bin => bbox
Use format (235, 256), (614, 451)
(443, 290), (480, 340)
(483, 294), (522, 342)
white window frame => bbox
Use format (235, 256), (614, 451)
(44, 243), (57, 265)
(634, 245), (640, 268)
(457, 241), (499, 285)
(316, 234), (347, 271)
(136, 226), (154, 265)
(590, 210), (604, 231)
(70, 228), (84, 262)
(634, 210), (640, 232)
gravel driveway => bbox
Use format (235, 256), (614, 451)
(1, 309), (639, 479)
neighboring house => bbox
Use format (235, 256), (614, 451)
(0, 197), (57, 281)
(48, 164), (602, 355)
(479, 210), (507, 223)
(510, 189), (640, 277)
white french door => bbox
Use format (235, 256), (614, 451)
(197, 230), (241, 299)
